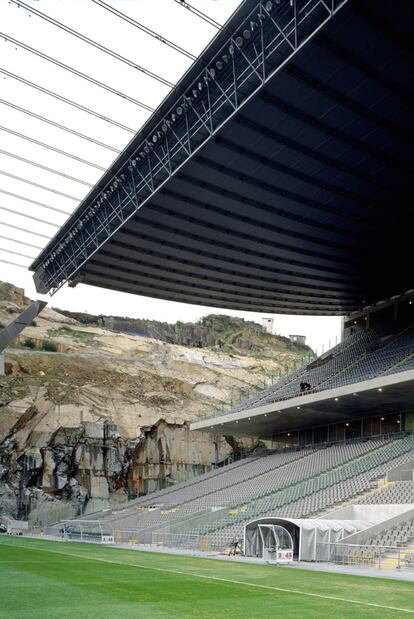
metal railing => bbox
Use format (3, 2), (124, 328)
(186, 434), (414, 536)
(28, 502), (85, 527)
(39, 529), (414, 570)
(44, 525), (230, 553)
(316, 542), (414, 571)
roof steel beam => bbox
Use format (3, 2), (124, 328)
(31, 0), (349, 294)
(131, 205), (364, 274)
(317, 33), (414, 106)
(207, 137), (401, 222)
(258, 90), (414, 177)
(84, 269), (353, 313)
(109, 228), (361, 290)
(233, 115), (414, 202)
(285, 64), (414, 144)
(89, 247), (361, 302)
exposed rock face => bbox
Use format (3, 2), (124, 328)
(0, 280), (309, 521)
(55, 310), (314, 358)
(0, 404), (235, 521)
(126, 420), (233, 496)
(0, 282), (28, 306)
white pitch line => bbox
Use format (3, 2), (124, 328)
(1, 540), (413, 614)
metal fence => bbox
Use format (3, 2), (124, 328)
(44, 523), (228, 553)
(38, 527), (414, 570)
(316, 542), (414, 571)
(28, 503), (84, 527)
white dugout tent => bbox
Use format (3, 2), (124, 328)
(244, 517), (373, 561)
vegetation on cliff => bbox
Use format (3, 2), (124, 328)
(0, 281), (313, 519)
(54, 310), (314, 358)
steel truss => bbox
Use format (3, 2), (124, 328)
(33, 0), (348, 295)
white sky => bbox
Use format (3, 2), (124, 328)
(0, 0), (341, 354)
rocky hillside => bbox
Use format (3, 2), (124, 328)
(56, 309), (313, 358)
(0, 282), (313, 523)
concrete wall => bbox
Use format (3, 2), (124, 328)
(341, 505), (414, 545)
(321, 504), (408, 522)
(403, 411), (414, 432)
(387, 459), (414, 482)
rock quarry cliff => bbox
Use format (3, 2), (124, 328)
(0, 281), (313, 522)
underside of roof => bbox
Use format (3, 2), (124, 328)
(31, 0), (414, 315)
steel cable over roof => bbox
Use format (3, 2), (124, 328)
(29, 0), (414, 314)
(0, 33), (155, 111)
(0, 67), (136, 133)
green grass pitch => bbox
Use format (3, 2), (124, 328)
(0, 537), (413, 618)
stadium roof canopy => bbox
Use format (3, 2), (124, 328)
(31, 0), (414, 316)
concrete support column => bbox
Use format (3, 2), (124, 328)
(394, 301), (399, 321)
(0, 301), (47, 377)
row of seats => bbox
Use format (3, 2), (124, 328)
(74, 435), (408, 533)
(217, 320), (414, 417)
(121, 438), (397, 530)
(223, 328), (378, 414)
(361, 480), (414, 504)
(78, 447), (311, 528)
(189, 435), (413, 545)
(365, 522), (414, 548)
(208, 470), (414, 549)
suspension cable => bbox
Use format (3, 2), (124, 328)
(0, 98), (122, 153)
(0, 233), (43, 251)
(0, 33), (155, 111)
(90, 0), (196, 61)
(0, 67), (136, 134)
(0, 258), (30, 269)
(0, 170), (81, 201)
(0, 125), (106, 171)
(0, 189), (70, 216)
(0, 221), (51, 239)
(173, 0), (221, 29)
(8, 2), (174, 88)
(0, 206), (61, 228)
(0, 149), (93, 188)
(0, 247), (35, 260)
